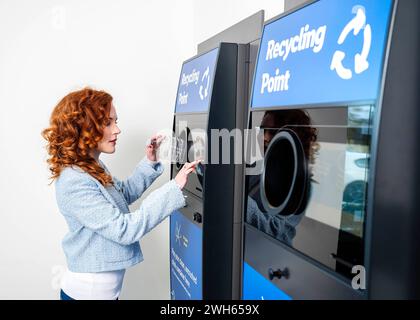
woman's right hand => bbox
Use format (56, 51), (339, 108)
(174, 160), (201, 189)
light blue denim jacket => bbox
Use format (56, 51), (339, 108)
(55, 158), (185, 273)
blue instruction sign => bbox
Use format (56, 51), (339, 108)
(251, 0), (393, 108)
(170, 211), (202, 300)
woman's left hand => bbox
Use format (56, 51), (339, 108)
(146, 134), (165, 162)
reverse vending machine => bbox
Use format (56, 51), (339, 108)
(169, 43), (249, 300)
(243, 0), (420, 299)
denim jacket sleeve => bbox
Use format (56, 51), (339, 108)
(246, 196), (303, 244)
(56, 168), (186, 245)
(106, 157), (163, 206)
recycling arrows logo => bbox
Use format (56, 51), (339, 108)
(199, 66), (210, 100)
(175, 222), (182, 245)
(174, 221), (189, 248)
(330, 7), (372, 80)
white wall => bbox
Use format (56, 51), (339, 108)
(0, 0), (283, 299)
(193, 0), (285, 45)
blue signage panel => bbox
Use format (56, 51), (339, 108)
(175, 48), (219, 113)
(251, 0), (393, 108)
(170, 211), (202, 300)
(242, 262), (292, 300)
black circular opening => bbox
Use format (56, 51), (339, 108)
(264, 136), (296, 208)
(260, 129), (308, 216)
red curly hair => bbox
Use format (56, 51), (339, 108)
(42, 87), (114, 186)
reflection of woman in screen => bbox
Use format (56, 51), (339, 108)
(246, 110), (318, 244)
(42, 88), (199, 300)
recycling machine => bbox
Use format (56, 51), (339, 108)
(242, 0), (420, 299)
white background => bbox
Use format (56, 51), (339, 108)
(0, 0), (284, 299)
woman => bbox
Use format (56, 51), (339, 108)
(42, 87), (197, 300)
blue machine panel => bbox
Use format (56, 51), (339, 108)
(242, 262), (292, 300)
(175, 48), (219, 113)
(251, 0), (393, 108)
(170, 211), (202, 300)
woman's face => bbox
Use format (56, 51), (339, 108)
(97, 104), (121, 154)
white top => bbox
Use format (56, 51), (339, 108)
(61, 269), (125, 300)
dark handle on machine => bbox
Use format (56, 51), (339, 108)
(268, 268), (289, 281)
(193, 212), (202, 224)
